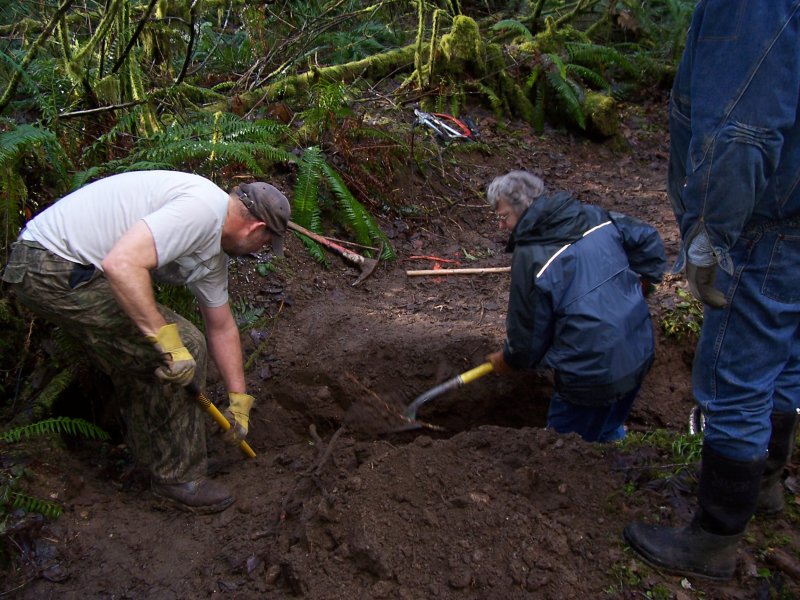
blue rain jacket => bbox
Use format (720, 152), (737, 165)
(502, 193), (666, 406)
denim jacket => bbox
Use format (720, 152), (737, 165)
(668, 0), (800, 274)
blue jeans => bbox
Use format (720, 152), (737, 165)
(694, 225), (800, 461)
(547, 367), (647, 443)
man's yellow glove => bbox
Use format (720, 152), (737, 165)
(223, 392), (254, 444)
(146, 323), (196, 386)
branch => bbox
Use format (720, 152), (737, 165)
(111, 0), (160, 74)
(53, 100), (143, 120)
(175, 0), (200, 84)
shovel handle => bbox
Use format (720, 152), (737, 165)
(188, 384), (256, 458)
(459, 362), (494, 384)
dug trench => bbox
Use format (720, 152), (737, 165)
(5, 105), (800, 599)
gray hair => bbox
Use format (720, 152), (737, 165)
(486, 171), (546, 214)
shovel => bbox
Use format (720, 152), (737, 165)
(403, 362), (494, 422)
(187, 383), (256, 458)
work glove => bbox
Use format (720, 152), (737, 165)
(146, 323), (196, 386)
(686, 263), (727, 308)
(486, 350), (513, 376)
(223, 392), (254, 444)
(685, 231), (726, 308)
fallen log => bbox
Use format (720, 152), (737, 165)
(406, 267), (511, 276)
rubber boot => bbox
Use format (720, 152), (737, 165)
(624, 444), (765, 580)
(756, 411), (799, 516)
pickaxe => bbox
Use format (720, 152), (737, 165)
(288, 221), (380, 286)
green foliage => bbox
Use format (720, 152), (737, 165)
(154, 284), (201, 328)
(0, 121), (71, 261)
(670, 432), (703, 465)
(3, 491), (62, 520)
(1, 416), (110, 443)
(618, 0), (695, 63)
(296, 82), (355, 145)
(231, 298), (265, 330)
(489, 19), (535, 43)
(660, 287), (703, 342)
(291, 145), (395, 262)
(543, 53), (586, 129)
(1, 417), (110, 524)
(618, 429), (702, 478)
(101, 111), (294, 177)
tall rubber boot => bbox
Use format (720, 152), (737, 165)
(623, 444), (765, 580)
(756, 411), (800, 516)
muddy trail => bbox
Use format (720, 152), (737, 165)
(2, 100), (799, 600)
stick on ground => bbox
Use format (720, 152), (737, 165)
(406, 267), (511, 276)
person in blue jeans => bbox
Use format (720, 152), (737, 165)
(484, 171), (666, 443)
(624, 0), (800, 580)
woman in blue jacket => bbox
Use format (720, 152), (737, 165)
(485, 171), (666, 443)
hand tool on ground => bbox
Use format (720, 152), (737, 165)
(403, 362), (494, 421)
(288, 221), (379, 287)
(413, 109), (478, 143)
(187, 382), (256, 458)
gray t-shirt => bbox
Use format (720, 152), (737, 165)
(22, 170), (231, 307)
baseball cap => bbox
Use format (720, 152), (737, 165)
(234, 182), (291, 257)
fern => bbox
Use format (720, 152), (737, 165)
(8, 492), (62, 519)
(321, 163), (395, 259)
(110, 112), (294, 176)
(490, 19), (535, 42)
(0, 123), (69, 181)
(566, 42), (637, 78)
(293, 146), (325, 229)
(566, 63), (611, 91)
(546, 69), (585, 129)
(1, 416), (110, 443)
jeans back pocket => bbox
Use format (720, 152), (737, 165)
(763, 234), (800, 303)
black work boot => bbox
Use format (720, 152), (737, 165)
(152, 477), (235, 514)
(624, 444), (765, 580)
(756, 411), (799, 516)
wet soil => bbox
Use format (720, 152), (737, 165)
(2, 99), (799, 599)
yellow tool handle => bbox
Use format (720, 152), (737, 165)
(195, 390), (257, 459)
(459, 362), (494, 385)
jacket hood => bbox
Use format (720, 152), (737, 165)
(506, 192), (593, 252)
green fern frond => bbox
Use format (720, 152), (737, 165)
(525, 64), (543, 93)
(566, 43), (637, 77)
(1, 416), (110, 443)
(0, 124), (68, 175)
(472, 82), (504, 117)
(117, 113), (294, 175)
(321, 163), (394, 259)
(546, 70), (586, 129)
(293, 147), (325, 229)
(489, 19), (534, 42)
(533, 86), (546, 133)
(9, 491), (62, 519)
(566, 64), (610, 91)
(294, 234), (329, 265)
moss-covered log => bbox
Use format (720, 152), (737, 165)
(207, 45), (419, 115)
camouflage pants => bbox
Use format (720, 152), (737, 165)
(3, 241), (208, 484)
